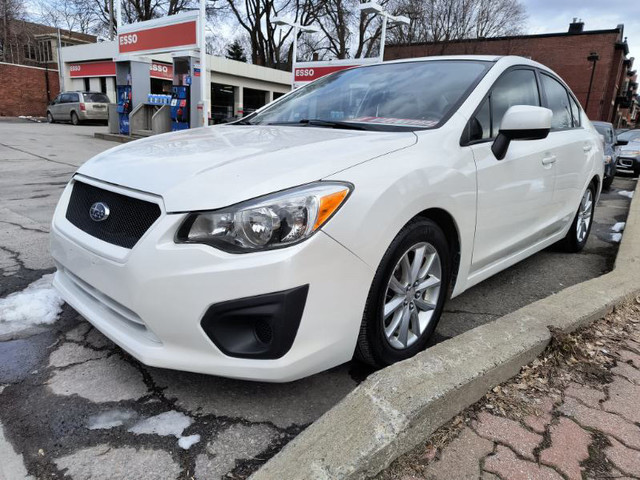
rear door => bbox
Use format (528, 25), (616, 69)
(67, 92), (80, 118)
(466, 67), (559, 275)
(538, 72), (594, 225)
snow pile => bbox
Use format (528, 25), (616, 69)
(128, 410), (201, 449)
(610, 233), (623, 243)
(619, 190), (634, 199)
(611, 222), (626, 233)
(178, 434), (201, 450)
(0, 274), (64, 325)
(88, 409), (137, 430)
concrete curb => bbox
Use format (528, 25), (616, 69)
(251, 180), (640, 480)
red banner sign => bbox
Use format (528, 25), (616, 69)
(69, 61), (116, 78)
(294, 65), (358, 83)
(150, 62), (173, 80)
(118, 20), (197, 54)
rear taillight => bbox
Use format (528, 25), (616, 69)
(79, 103), (86, 111)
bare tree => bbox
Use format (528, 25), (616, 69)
(36, 0), (97, 34)
(1, 0), (25, 61)
(388, 0), (527, 45)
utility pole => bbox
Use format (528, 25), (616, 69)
(585, 51), (600, 114)
(108, 0), (114, 40)
(56, 28), (65, 93)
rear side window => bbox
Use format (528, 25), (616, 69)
(541, 74), (572, 129)
(569, 96), (581, 128)
(490, 69), (540, 135)
(84, 93), (110, 103)
(70, 93), (80, 102)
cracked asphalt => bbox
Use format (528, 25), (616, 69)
(0, 118), (635, 480)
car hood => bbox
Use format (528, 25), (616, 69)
(78, 125), (417, 212)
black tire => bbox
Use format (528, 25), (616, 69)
(71, 111), (80, 126)
(603, 176), (613, 191)
(355, 218), (451, 367)
(633, 164), (640, 179)
(46, 111), (55, 123)
(558, 183), (596, 253)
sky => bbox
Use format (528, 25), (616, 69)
(521, 0), (639, 60)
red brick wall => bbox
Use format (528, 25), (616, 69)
(385, 31), (625, 122)
(0, 63), (60, 117)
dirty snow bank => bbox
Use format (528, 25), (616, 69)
(0, 274), (63, 325)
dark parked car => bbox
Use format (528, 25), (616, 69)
(592, 121), (618, 189)
(615, 129), (640, 177)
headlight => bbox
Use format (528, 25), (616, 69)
(176, 182), (353, 252)
(604, 155), (612, 164)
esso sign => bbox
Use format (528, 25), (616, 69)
(151, 64), (169, 74)
(69, 65), (81, 72)
(295, 68), (315, 78)
(119, 33), (138, 46)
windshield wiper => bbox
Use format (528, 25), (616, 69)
(267, 119), (367, 130)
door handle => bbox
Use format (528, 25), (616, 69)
(583, 145), (592, 152)
(542, 155), (557, 165)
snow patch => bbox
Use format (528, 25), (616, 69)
(610, 233), (622, 243)
(128, 410), (192, 438)
(0, 274), (64, 325)
(88, 410), (137, 430)
(619, 190), (634, 198)
(611, 222), (626, 233)
(178, 434), (201, 450)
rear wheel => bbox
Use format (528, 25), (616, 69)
(355, 218), (451, 367)
(46, 112), (55, 123)
(558, 183), (596, 253)
(71, 111), (80, 126)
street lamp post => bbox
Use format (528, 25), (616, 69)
(585, 51), (600, 114)
(358, 2), (409, 62)
(272, 18), (319, 85)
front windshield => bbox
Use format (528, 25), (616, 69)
(249, 60), (491, 131)
(617, 129), (640, 142)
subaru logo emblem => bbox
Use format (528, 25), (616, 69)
(89, 202), (110, 222)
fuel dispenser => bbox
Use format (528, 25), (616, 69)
(114, 59), (151, 135)
(171, 54), (203, 131)
(116, 85), (132, 134)
(170, 85), (190, 131)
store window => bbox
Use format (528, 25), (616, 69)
(100, 77), (107, 94)
(243, 87), (268, 116)
(84, 78), (91, 91)
(211, 83), (236, 123)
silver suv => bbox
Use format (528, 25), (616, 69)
(47, 91), (111, 125)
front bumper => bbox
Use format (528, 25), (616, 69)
(616, 156), (639, 174)
(50, 178), (373, 382)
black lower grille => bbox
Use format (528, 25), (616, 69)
(65, 181), (161, 249)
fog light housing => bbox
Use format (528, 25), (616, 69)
(200, 285), (309, 359)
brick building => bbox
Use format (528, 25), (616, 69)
(385, 21), (638, 128)
(0, 20), (95, 116)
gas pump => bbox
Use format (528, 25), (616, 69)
(116, 85), (132, 135)
(170, 85), (190, 131)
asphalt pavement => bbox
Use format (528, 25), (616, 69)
(0, 118), (635, 480)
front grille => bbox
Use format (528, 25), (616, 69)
(65, 181), (161, 249)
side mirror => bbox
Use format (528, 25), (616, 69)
(492, 105), (552, 160)
(615, 138), (629, 146)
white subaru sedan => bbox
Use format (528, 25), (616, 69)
(50, 56), (603, 382)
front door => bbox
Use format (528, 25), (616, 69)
(467, 68), (558, 277)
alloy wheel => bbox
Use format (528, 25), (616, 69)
(576, 188), (593, 243)
(382, 242), (442, 349)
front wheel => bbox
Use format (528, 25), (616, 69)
(46, 112), (55, 123)
(355, 218), (451, 367)
(558, 183), (596, 253)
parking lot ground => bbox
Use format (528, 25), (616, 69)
(0, 119), (635, 479)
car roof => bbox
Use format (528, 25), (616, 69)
(592, 121), (613, 127)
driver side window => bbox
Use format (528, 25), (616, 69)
(469, 69), (540, 142)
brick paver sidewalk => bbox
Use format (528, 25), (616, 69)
(378, 300), (640, 480)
